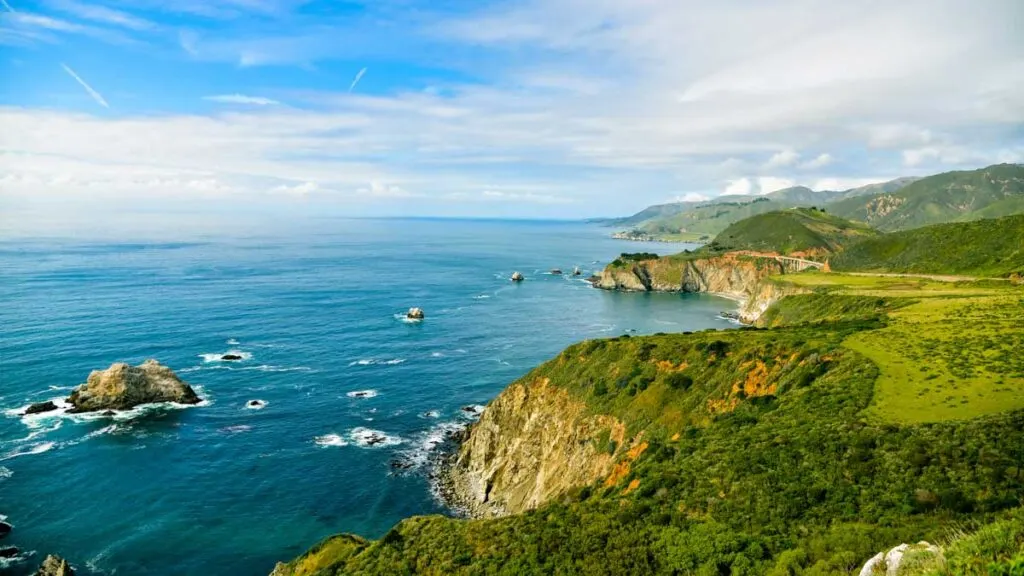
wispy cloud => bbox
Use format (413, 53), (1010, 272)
(0, 0), (15, 12)
(60, 63), (109, 108)
(204, 94), (280, 106)
(47, 0), (153, 30)
(348, 67), (367, 92)
(800, 153), (833, 170)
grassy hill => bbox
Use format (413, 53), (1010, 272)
(831, 214), (1024, 277)
(615, 178), (914, 241)
(705, 207), (879, 256)
(274, 271), (1024, 576)
(828, 164), (1024, 231)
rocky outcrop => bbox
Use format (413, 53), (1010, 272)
(0, 521), (10, 539)
(35, 555), (75, 576)
(24, 401), (58, 415)
(406, 307), (425, 320)
(858, 542), (943, 576)
(595, 254), (808, 323)
(444, 377), (627, 518)
(66, 360), (201, 413)
(510, 271), (525, 282)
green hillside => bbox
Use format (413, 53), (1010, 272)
(828, 164), (1024, 231)
(705, 207), (879, 255)
(274, 272), (1024, 576)
(832, 214), (1024, 277)
(616, 179), (914, 241)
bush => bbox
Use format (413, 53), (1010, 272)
(665, 372), (694, 390)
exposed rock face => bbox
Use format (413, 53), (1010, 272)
(66, 360), (200, 413)
(0, 521), (11, 538)
(445, 377), (626, 517)
(406, 307), (425, 320)
(35, 555), (75, 576)
(573, 266), (582, 276)
(550, 269), (563, 275)
(858, 542), (943, 576)
(595, 254), (808, 323)
(221, 354), (243, 361)
(510, 271), (525, 282)
(0, 546), (19, 558)
(24, 401), (58, 415)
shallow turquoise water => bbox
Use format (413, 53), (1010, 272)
(0, 218), (733, 575)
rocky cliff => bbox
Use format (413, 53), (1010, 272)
(595, 254), (807, 323)
(67, 360), (201, 413)
(444, 377), (628, 517)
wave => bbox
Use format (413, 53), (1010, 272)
(420, 410), (441, 419)
(0, 441), (55, 462)
(182, 364), (312, 373)
(314, 434), (349, 448)
(226, 338), (240, 345)
(0, 466), (11, 480)
(350, 427), (403, 448)
(245, 399), (268, 410)
(348, 359), (405, 367)
(393, 420), (468, 471)
(6, 390), (210, 429)
(472, 294), (491, 300)
(346, 390), (378, 399)
(394, 313), (423, 324)
(220, 425), (252, 434)
(495, 358), (512, 366)
(199, 350), (253, 363)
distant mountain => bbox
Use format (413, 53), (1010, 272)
(706, 207), (880, 256)
(827, 164), (1024, 231)
(832, 213), (1024, 277)
(610, 178), (916, 241)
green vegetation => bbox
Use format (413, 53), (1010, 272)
(276, 272), (1024, 575)
(706, 208), (878, 256)
(828, 164), (1024, 231)
(832, 214), (1024, 278)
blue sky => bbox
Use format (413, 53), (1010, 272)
(1, 0), (1022, 225)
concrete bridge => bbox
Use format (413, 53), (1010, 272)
(774, 256), (826, 271)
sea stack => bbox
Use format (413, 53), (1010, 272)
(406, 307), (425, 320)
(24, 401), (59, 415)
(573, 266), (582, 276)
(510, 272), (525, 282)
(66, 360), (201, 413)
(35, 555), (75, 576)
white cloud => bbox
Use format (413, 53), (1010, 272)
(60, 63), (109, 108)
(757, 177), (796, 194)
(204, 94), (280, 106)
(272, 181), (319, 195)
(673, 192), (710, 203)
(46, 0), (153, 30)
(812, 177), (891, 191)
(764, 149), (800, 169)
(723, 178), (752, 196)
(800, 153), (833, 169)
(357, 181), (416, 198)
(902, 147), (942, 166)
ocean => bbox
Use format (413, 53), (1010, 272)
(0, 218), (733, 575)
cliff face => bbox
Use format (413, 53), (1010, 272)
(445, 377), (626, 517)
(596, 254), (806, 323)
(67, 360), (201, 413)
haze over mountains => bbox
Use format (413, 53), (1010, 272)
(610, 164), (1024, 240)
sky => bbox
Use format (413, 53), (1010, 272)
(1, 0), (1023, 226)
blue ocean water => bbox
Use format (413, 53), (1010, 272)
(0, 218), (733, 575)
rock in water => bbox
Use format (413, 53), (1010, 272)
(550, 269), (563, 275)
(66, 360), (201, 413)
(510, 272), (524, 282)
(221, 354), (243, 361)
(573, 266), (581, 276)
(35, 555), (75, 576)
(0, 546), (19, 558)
(24, 401), (58, 415)
(0, 521), (11, 539)
(406, 307), (425, 320)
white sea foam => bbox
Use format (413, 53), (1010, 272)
(0, 466), (12, 480)
(226, 338), (240, 345)
(314, 434), (349, 448)
(348, 359), (404, 367)
(220, 425), (252, 434)
(472, 294), (491, 300)
(421, 410), (441, 419)
(17, 420), (62, 443)
(350, 427), (403, 448)
(395, 420), (469, 470)
(430, 352), (445, 358)
(199, 350), (252, 363)
(247, 365), (312, 373)
(245, 399), (268, 410)
(1, 441), (55, 461)
(459, 405), (486, 419)
(495, 358), (512, 366)
(394, 313), (423, 323)
(346, 390), (378, 399)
